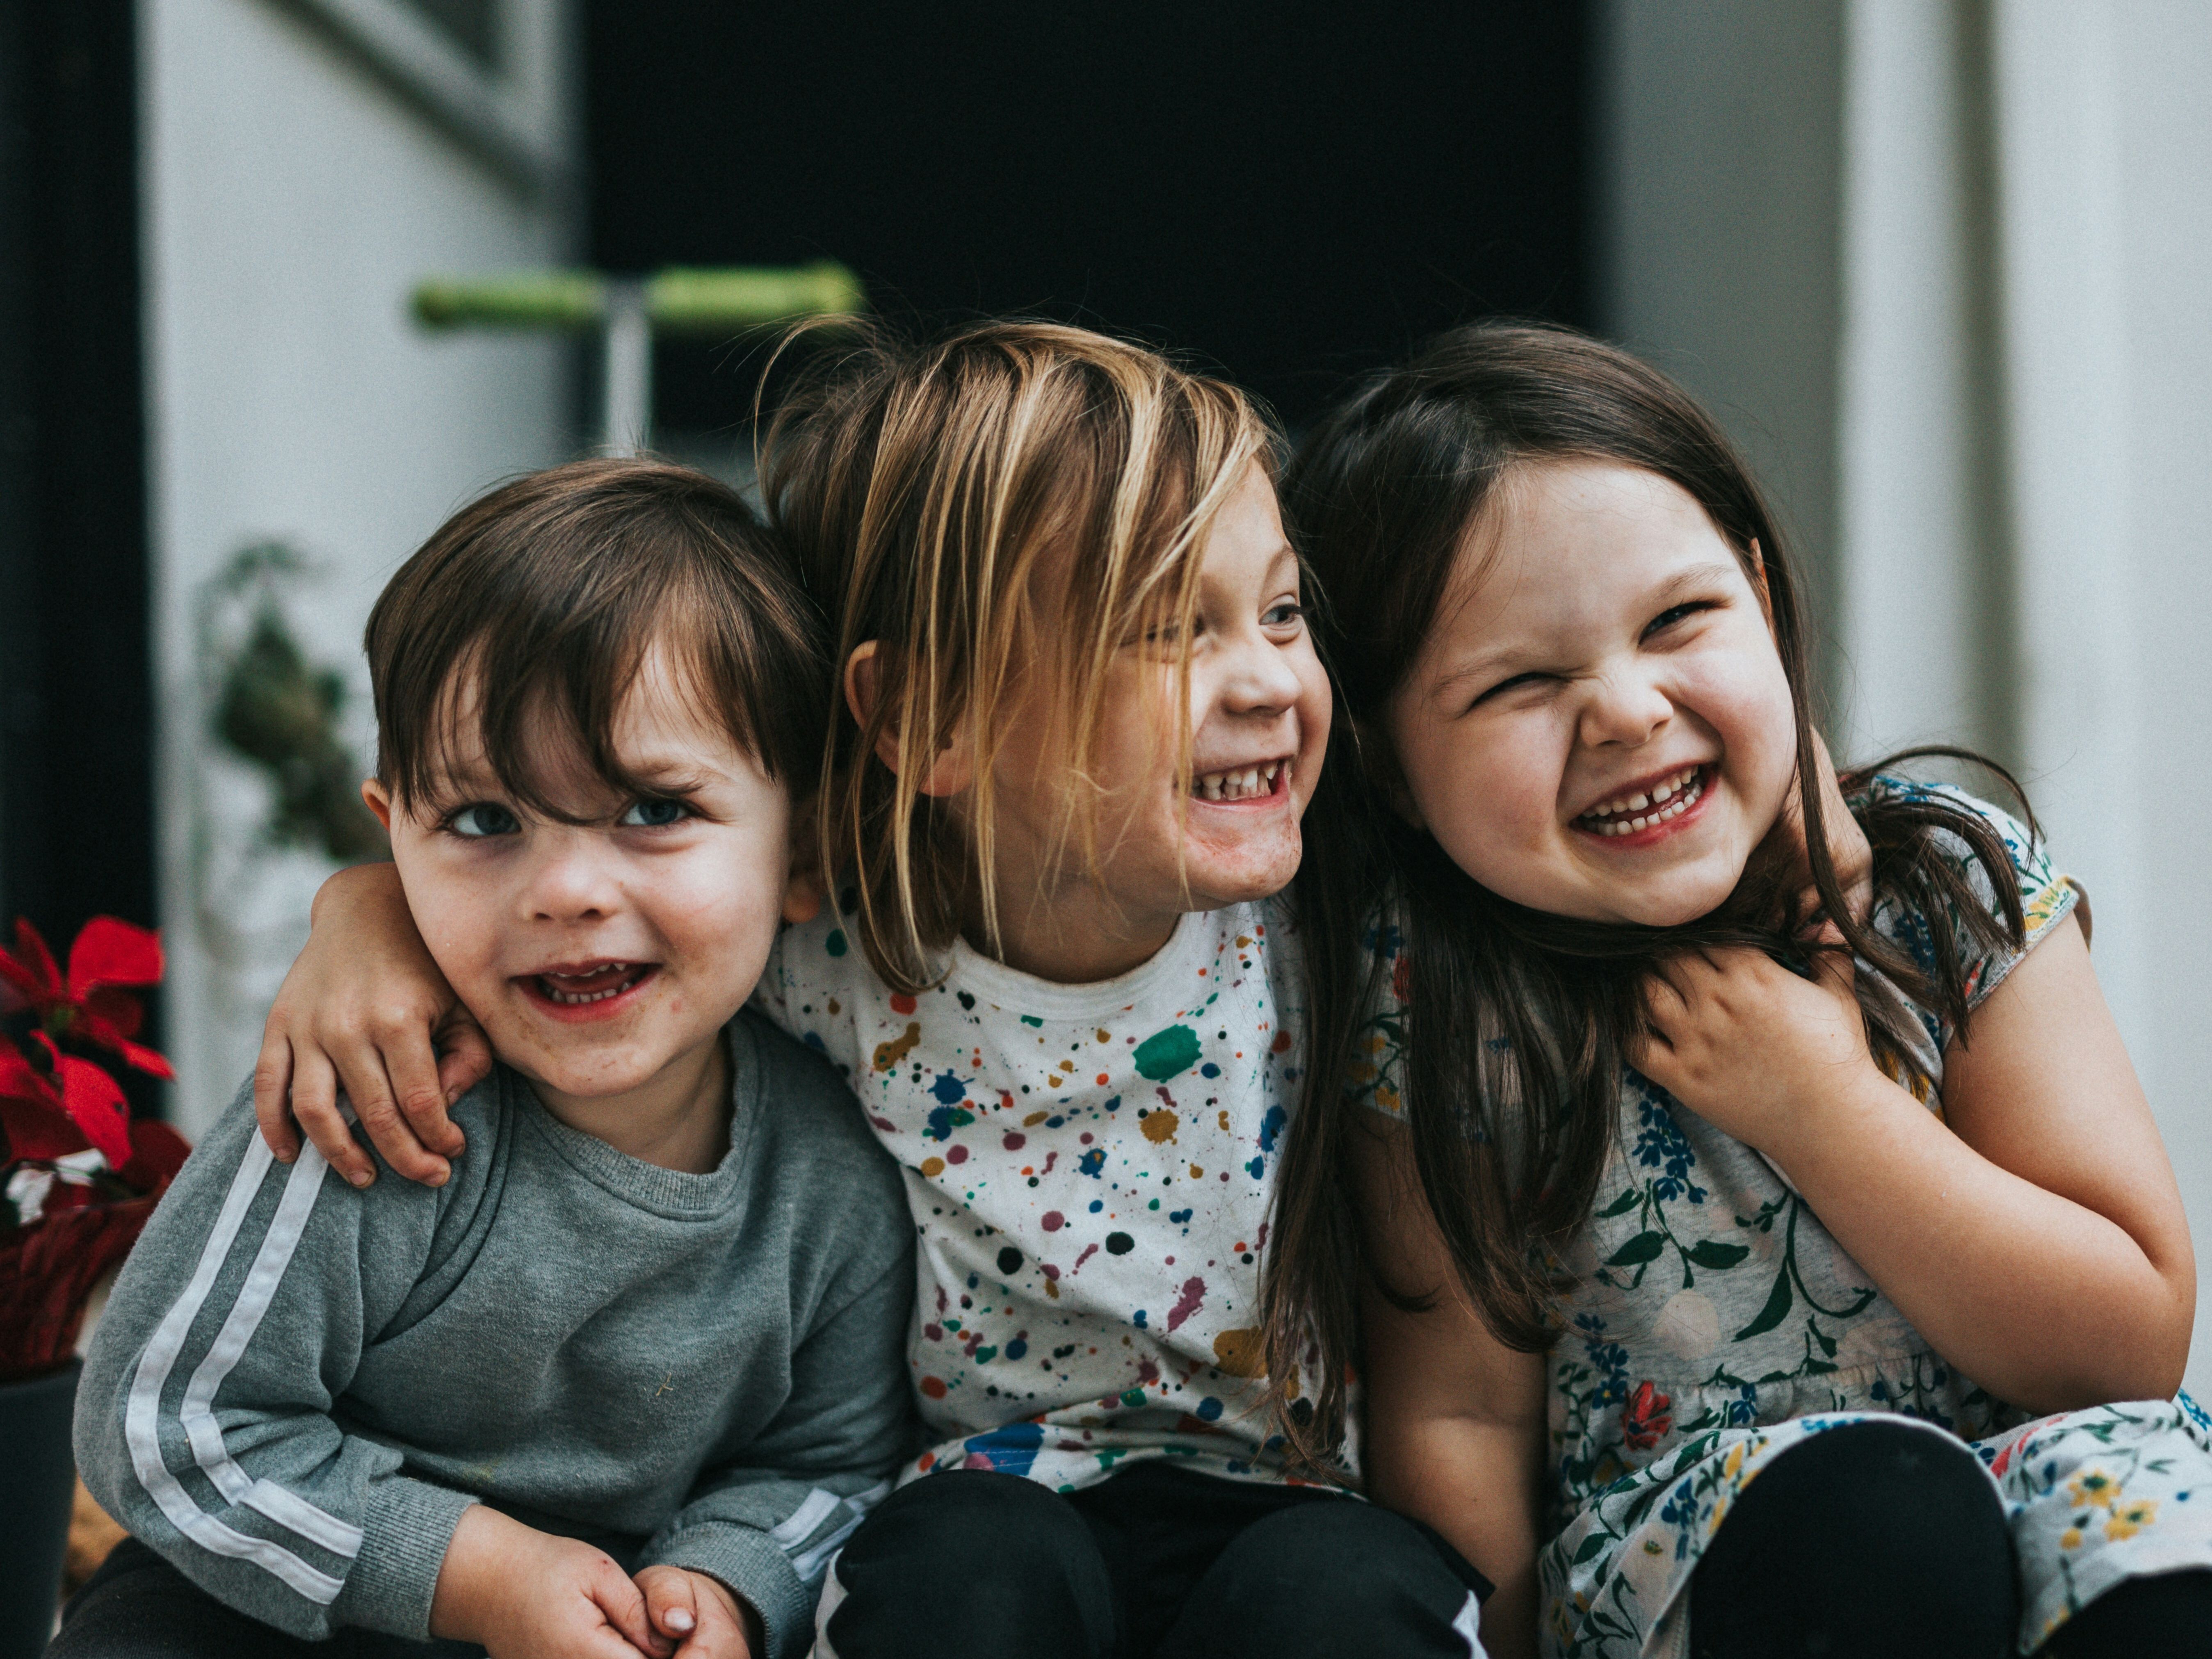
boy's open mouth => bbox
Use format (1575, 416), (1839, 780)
(1572, 763), (1712, 839)
(519, 960), (657, 1011)
(1190, 757), (1292, 804)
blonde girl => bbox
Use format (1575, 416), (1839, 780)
(1276, 321), (2212, 1659)
(251, 322), (1491, 1659)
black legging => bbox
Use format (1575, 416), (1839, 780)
(823, 1461), (1489, 1659)
(1689, 1419), (2212, 1659)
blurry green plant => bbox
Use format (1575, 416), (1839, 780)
(202, 544), (387, 864)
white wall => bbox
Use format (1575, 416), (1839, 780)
(1595, 0), (1847, 654)
(141, 0), (577, 1134)
(1603, 0), (2212, 1392)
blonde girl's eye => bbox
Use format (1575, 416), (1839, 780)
(1262, 599), (1305, 628)
(445, 802), (520, 839)
(619, 798), (690, 829)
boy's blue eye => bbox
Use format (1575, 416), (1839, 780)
(448, 803), (519, 838)
(620, 798), (690, 828)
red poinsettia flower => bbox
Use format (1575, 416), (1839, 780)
(0, 1031), (133, 1168)
(0, 916), (173, 1079)
(0, 1118), (187, 1377)
(1621, 1379), (1674, 1451)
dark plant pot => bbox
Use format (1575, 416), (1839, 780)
(0, 1359), (82, 1658)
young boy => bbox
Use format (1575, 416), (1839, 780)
(64, 461), (915, 1659)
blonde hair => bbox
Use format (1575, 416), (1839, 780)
(762, 319), (1274, 992)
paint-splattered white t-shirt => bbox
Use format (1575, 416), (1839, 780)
(753, 896), (1314, 1494)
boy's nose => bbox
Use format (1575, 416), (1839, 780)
(521, 831), (624, 921)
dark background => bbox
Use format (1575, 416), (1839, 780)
(585, 0), (1593, 436)
(0, 0), (1592, 984)
(0, 0), (157, 961)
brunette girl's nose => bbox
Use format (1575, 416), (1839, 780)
(1580, 670), (1672, 748)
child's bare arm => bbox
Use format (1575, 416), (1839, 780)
(431, 1506), (666, 1659)
(1638, 913), (2194, 1411)
(254, 861), (491, 1188)
(1354, 1116), (1547, 1659)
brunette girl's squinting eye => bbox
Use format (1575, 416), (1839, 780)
(1470, 669), (1553, 710)
(619, 798), (691, 829)
(445, 803), (520, 839)
(1642, 600), (1718, 640)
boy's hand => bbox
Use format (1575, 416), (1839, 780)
(431, 1507), (664, 1659)
(636, 1565), (763, 1659)
(253, 860), (492, 1189)
(1634, 945), (1892, 1158)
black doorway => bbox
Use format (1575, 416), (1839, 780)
(585, 0), (1591, 437)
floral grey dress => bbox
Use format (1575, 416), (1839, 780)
(1352, 783), (2212, 1658)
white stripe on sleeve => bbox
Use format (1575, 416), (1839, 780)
(123, 1137), (350, 1604)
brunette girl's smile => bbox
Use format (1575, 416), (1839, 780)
(1571, 762), (1715, 844)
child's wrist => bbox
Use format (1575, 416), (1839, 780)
(1765, 1061), (1915, 1174)
(427, 1505), (522, 1643)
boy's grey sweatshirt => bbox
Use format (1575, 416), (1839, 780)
(75, 1011), (916, 1659)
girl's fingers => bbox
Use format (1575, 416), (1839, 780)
(385, 1031), (465, 1161)
(433, 1008), (496, 1116)
(329, 1034), (450, 1187)
(252, 1037), (301, 1164)
(289, 1049), (377, 1189)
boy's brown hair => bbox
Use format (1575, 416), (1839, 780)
(367, 458), (826, 815)
(761, 320), (1275, 992)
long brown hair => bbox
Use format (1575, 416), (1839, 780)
(760, 319), (1274, 992)
(1264, 321), (2028, 1464)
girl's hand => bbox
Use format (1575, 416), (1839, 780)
(252, 861), (492, 1189)
(430, 1507), (667, 1659)
(1634, 945), (1891, 1159)
(635, 1565), (762, 1659)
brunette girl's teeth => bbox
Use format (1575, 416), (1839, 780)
(1580, 767), (1705, 833)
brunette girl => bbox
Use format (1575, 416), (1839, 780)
(1276, 321), (2212, 1659)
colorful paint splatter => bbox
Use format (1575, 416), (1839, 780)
(1351, 782), (2212, 1657)
(756, 898), (1323, 1495)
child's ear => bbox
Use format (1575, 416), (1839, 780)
(361, 779), (394, 831)
(1747, 537), (1777, 628)
(780, 791), (826, 924)
(781, 867), (824, 926)
(844, 640), (975, 797)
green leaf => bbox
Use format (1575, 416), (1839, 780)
(1596, 1188), (1644, 1219)
(1733, 1268), (1795, 1340)
(1687, 1241), (1750, 1270)
(1605, 1231), (1667, 1268)
(1572, 1531), (1611, 1565)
